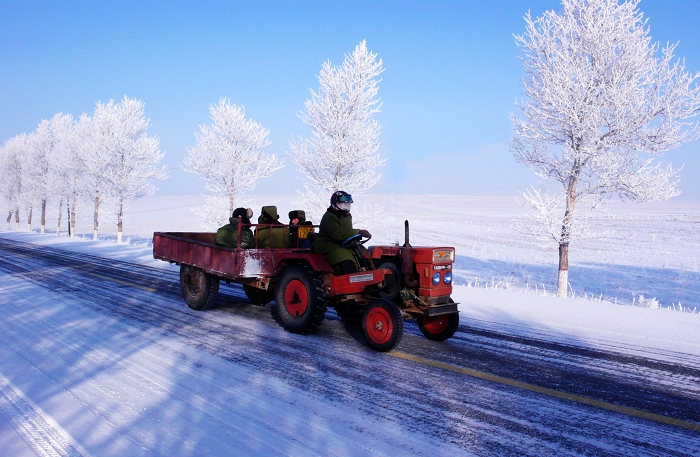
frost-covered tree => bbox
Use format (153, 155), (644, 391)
(0, 135), (28, 229)
(511, 0), (700, 297)
(27, 113), (74, 233)
(91, 96), (168, 242)
(290, 40), (385, 222)
(51, 116), (85, 236)
(75, 112), (111, 240)
(183, 99), (281, 224)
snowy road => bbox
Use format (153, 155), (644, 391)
(0, 237), (699, 456)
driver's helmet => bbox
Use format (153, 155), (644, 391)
(331, 190), (353, 215)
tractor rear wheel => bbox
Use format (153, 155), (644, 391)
(243, 284), (274, 306)
(274, 264), (328, 333)
(180, 264), (220, 310)
(417, 310), (459, 342)
(361, 299), (404, 352)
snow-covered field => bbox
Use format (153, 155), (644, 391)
(17, 194), (699, 311)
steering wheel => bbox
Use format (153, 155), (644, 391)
(341, 233), (362, 247)
(341, 232), (371, 247)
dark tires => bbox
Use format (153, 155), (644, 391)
(243, 284), (275, 306)
(418, 309), (459, 342)
(377, 262), (402, 301)
(274, 264), (328, 333)
(361, 298), (404, 352)
(334, 302), (362, 326)
(180, 264), (220, 310)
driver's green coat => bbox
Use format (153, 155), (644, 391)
(313, 209), (359, 267)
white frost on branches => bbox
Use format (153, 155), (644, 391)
(183, 99), (281, 228)
(28, 114), (73, 233)
(290, 40), (385, 223)
(91, 96), (167, 242)
(511, 0), (700, 296)
(0, 134), (29, 229)
(76, 112), (114, 240)
(1, 96), (166, 240)
(516, 185), (609, 247)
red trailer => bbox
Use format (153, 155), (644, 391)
(153, 221), (458, 352)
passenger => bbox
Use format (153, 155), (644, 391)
(254, 206), (290, 248)
(288, 210), (314, 248)
(215, 207), (254, 248)
(313, 191), (371, 274)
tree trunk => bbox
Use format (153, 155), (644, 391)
(40, 198), (46, 234)
(557, 243), (569, 298)
(70, 192), (77, 238)
(14, 207), (20, 229)
(93, 191), (100, 240)
(56, 197), (63, 236)
(557, 162), (580, 298)
(6, 210), (11, 229)
(117, 196), (123, 243)
(27, 206), (33, 231)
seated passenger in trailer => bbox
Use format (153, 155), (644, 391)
(215, 207), (254, 248)
(288, 210), (314, 248)
(254, 206), (290, 248)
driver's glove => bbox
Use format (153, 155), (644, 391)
(357, 229), (371, 238)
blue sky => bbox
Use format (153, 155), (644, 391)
(2, 0), (699, 199)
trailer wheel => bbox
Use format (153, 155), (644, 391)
(243, 284), (274, 306)
(361, 299), (404, 352)
(274, 264), (327, 333)
(377, 262), (402, 301)
(418, 308), (459, 342)
(180, 264), (220, 310)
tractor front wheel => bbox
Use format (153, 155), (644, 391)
(180, 264), (220, 310)
(361, 299), (404, 352)
(274, 264), (328, 333)
(417, 311), (459, 341)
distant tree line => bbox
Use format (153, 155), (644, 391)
(0, 96), (167, 242)
(1, 41), (386, 237)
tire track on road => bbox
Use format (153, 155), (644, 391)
(0, 371), (91, 457)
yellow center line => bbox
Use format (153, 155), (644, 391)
(87, 272), (156, 293)
(389, 351), (700, 433)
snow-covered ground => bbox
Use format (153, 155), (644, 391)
(1, 195), (700, 455)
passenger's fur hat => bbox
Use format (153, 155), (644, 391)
(288, 210), (306, 223)
(231, 207), (251, 225)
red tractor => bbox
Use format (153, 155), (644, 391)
(153, 221), (458, 352)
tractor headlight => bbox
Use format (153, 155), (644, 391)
(432, 249), (454, 263)
(432, 272), (441, 286)
(444, 271), (452, 285)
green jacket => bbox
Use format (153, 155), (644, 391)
(255, 225), (290, 248)
(313, 208), (358, 266)
(254, 205), (290, 248)
(215, 218), (254, 249)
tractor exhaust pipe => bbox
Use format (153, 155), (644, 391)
(404, 220), (411, 248)
(401, 220), (417, 288)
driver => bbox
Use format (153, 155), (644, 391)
(313, 190), (371, 274)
